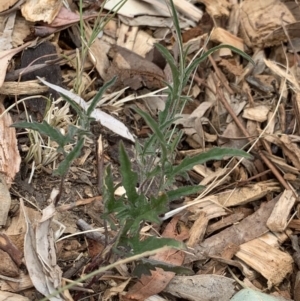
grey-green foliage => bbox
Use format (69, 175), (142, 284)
(101, 0), (253, 260)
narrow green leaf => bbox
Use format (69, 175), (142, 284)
(119, 141), (139, 204)
(169, 130), (183, 154)
(60, 93), (86, 122)
(129, 236), (184, 255)
(102, 164), (118, 213)
(133, 258), (194, 277)
(54, 137), (84, 176)
(155, 43), (180, 93)
(12, 121), (67, 152)
(166, 185), (205, 201)
(168, 148), (252, 179)
(169, 0), (182, 45)
(86, 76), (117, 116)
(134, 108), (167, 162)
(183, 44), (255, 87)
(138, 193), (168, 224)
(158, 93), (173, 125)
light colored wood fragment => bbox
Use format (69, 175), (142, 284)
(259, 231), (290, 248)
(191, 198), (278, 262)
(294, 93), (300, 128)
(119, 15), (174, 28)
(117, 24), (138, 50)
(0, 271), (33, 292)
(207, 210), (251, 235)
(0, 0), (19, 12)
(104, 0), (170, 18)
(199, 168), (230, 186)
(267, 190), (296, 232)
(210, 27), (244, 51)
(240, 0), (296, 47)
(262, 151), (300, 174)
(183, 35), (207, 55)
(187, 196), (227, 221)
(288, 219), (300, 231)
(103, 19), (117, 38)
(0, 100), (20, 187)
(187, 211), (208, 248)
(171, 0), (203, 22)
(85, 25), (110, 81)
(21, 0), (61, 23)
(264, 59), (300, 91)
(280, 135), (300, 170)
(0, 80), (48, 95)
(0, 292), (29, 301)
(133, 30), (156, 57)
(0, 174), (11, 227)
(236, 238), (293, 286)
(143, 0), (203, 22)
(192, 164), (214, 177)
(217, 181), (281, 207)
(243, 104), (271, 122)
(196, 0), (230, 18)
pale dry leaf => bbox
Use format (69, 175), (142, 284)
(242, 104), (271, 122)
(21, 0), (62, 23)
(11, 14), (31, 47)
(49, 6), (97, 27)
(0, 0), (19, 12)
(0, 12), (16, 51)
(0, 41), (31, 87)
(142, 0), (203, 22)
(102, 278), (130, 301)
(36, 193), (62, 291)
(164, 275), (235, 301)
(21, 199), (62, 301)
(104, 0), (170, 18)
(37, 77), (135, 142)
(240, 0), (296, 47)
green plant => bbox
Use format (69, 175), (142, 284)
(12, 77), (116, 202)
(100, 1), (253, 256)
(12, 0), (253, 264)
(75, 0), (127, 95)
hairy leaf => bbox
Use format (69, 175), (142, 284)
(54, 137), (85, 176)
(12, 120), (68, 153)
(134, 108), (167, 162)
(168, 148), (252, 180)
(119, 141), (139, 205)
(129, 236), (184, 255)
(86, 76), (116, 116)
(183, 45), (255, 87)
(133, 258), (194, 277)
(166, 185), (205, 201)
